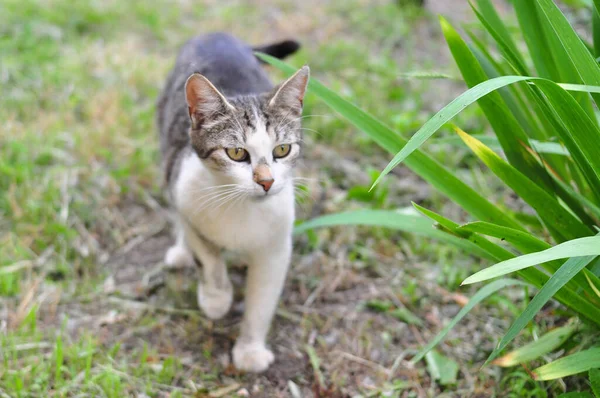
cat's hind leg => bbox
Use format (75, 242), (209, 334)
(165, 215), (195, 269)
(181, 220), (233, 320)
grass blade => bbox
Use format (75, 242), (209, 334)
(293, 210), (490, 257)
(455, 127), (591, 241)
(410, 279), (527, 364)
(533, 347), (600, 380)
(493, 324), (577, 367)
(457, 221), (551, 252)
(590, 368), (600, 397)
(462, 237), (600, 285)
(484, 255), (599, 365)
(371, 74), (600, 191)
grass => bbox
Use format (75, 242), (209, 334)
(0, 0), (592, 396)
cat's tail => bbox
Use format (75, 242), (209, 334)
(253, 40), (300, 62)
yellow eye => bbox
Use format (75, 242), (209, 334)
(225, 147), (249, 162)
(273, 144), (291, 159)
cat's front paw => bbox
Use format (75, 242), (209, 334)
(197, 282), (233, 320)
(164, 245), (194, 269)
(232, 341), (274, 373)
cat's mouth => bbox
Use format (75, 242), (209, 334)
(251, 190), (277, 201)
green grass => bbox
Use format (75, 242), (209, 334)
(1, 0), (586, 396)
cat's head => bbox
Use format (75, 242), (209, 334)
(184, 66), (309, 198)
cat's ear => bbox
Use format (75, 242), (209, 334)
(185, 73), (234, 129)
(268, 65), (310, 112)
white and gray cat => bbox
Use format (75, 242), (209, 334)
(156, 33), (308, 373)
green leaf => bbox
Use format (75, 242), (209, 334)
(413, 203), (515, 262)
(292, 211), (489, 259)
(558, 393), (594, 398)
(493, 324), (577, 367)
(425, 350), (459, 386)
(257, 53), (523, 230)
(533, 347), (600, 380)
(528, 0), (599, 118)
(472, 0), (529, 75)
(590, 368), (600, 398)
(529, 140), (570, 156)
(375, 18), (554, 192)
(433, 136), (570, 156)
(410, 279), (527, 363)
(455, 128), (591, 241)
(513, 1), (556, 78)
(535, 0), (600, 87)
(371, 74), (600, 193)
(585, 273), (600, 299)
(462, 237), (600, 285)
(457, 221), (551, 253)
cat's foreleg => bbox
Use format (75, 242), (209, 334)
(233, 236), (292, 372)
(181, 219), (233, 320)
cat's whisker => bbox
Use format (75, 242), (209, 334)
(192, 188), (241, 214)
(277, 114), (325, 132)
(192, 186), (239, 204)
(291, 176), (320, 182)
(223, 191), (247, 213)
(188, 183), (240, 194)
(210, 190), (245, 212)
(299, 127), (323, 137)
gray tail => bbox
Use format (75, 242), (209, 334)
(253, 40), (300, 62)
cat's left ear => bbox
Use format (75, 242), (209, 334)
(268, 65), (310, 112)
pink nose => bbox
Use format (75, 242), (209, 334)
(257, 178), (274, 192)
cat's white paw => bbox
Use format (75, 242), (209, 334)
(164, 245), (194, 269)
(232, 341), (274, 373)
(197, 282), (233, 320)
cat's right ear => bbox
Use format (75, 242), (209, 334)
(185, 74), (234, 130)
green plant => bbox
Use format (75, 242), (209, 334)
(261, 0), (600, 386)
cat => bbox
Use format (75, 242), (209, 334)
(156, 32), (309, 373)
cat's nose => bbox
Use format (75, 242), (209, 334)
(257, 178), (274, 192)
(253, 164), (274, 192)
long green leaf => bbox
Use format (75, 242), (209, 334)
(442, 18), (559, 197)
(371, 74), (600, 193)
(536, 0), (600, 114)
(533, 347), (600, 380)
(457, 221), (551, 252)
(536, 0), (600, 87)
(472, 0), (529, 75)
(485, 255), (600, 365)
(493, 324), (577, 367)
(412, 203), (514, 262)
(433, 136), (570, 156)
(410, 279), (527, 364)
(590, 368), (600, 398)
(456, 128), (591, 241)
(463, 237), (600, 285)
(257, 53), (522, 230)
(514, 1), (559, 79)
(292, 210), (489, 257)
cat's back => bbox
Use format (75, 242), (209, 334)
(157, 33), (273, 183)
(175, 33), (273, 96)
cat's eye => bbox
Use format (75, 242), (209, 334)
(225, 147), (249, 162)
(272, 144), (291, 159)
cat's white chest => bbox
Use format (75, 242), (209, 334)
(173, 155), (295, 252)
